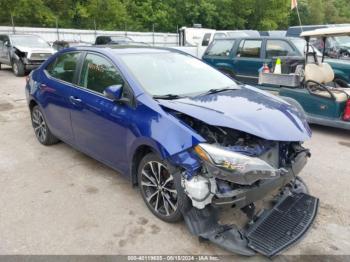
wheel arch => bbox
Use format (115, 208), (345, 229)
(28, 99), (38, 113)
(130, 142), (163, 187)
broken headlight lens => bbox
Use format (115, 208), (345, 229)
(195, 143), (276, 175)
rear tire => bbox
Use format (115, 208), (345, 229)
(31, 105), (59, 145)
(138, 153), (190, 223)
(12, 59), (25, 77)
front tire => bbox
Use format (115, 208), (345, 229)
(31, 105), (59, 145)
(138, 153), (190, 223)
(12, 59), (25, 76)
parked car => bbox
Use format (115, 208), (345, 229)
(206, 27), (350, 131)
(95, 35), (134, 45)
(26, 46), (318, 257)
(312, 35), (350, 59)
(0, 34), (55, 76)
(202, 36), (350, 87)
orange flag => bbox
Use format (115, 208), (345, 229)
(291, 0), (298, 10)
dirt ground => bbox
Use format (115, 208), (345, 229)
(0, 65), (349, 257)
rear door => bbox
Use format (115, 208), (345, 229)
(232, 39), (263, 84)
(40, 51), (82, 143)
(69, 52), (133, 172)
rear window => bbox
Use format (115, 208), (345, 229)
(266, 40), (295, 58)
(206, 40), (235, 57)
(238, 40), (262, 58)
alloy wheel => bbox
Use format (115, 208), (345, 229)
(141, 161), (178, 216)
(32, 109), (47, 143)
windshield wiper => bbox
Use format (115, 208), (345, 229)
(200, 85), (239, 95)
(153, 94), (184, 100)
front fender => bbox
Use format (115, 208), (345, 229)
(127, 94), (205, 163)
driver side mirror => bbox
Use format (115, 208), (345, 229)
(104, 84), (123, 101)
(4, 41), (10, 47)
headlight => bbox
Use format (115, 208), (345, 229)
(194, 143), (276, 176)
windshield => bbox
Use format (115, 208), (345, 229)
(120, 52), (238, 97)
(10, 35), (50, 48)
(290, 38), (322, 56)
(333, 36), (350, 45)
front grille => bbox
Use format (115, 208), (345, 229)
(245, 193), (319, 257)
(29, 53), (52, 60)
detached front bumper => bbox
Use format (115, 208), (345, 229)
(180, 148), (316, 257)
(183, 191), (319, 257)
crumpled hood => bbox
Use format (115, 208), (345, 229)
(13, 45), (55, 54)
(158, 86), (311, 141)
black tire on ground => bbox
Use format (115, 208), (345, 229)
(31, 105), (59, 145)
(138, 153), (191, 223)
(12, 59), (25, 77)
(334, 78), (349, 88)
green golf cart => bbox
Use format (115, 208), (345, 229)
(257, 27), (350, 130)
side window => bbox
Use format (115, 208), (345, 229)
(79, 53), (124, 94)
(266, 40), (295, 58)
(46, 52), (80, 83)
(202, 33), (212, 46)
(238, 40), (262, 58)
(206, 40), (235, 57)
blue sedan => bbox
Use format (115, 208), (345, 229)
(25, 46), (318, 257)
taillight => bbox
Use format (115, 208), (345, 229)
(343, 99), (350, 121)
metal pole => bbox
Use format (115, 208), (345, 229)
(152, 24), (155, 46)
(296, 5), (303, 32)
(11, 13), (15, 33)
(56, 17), (59, 41)
(94, 19), (97, 38)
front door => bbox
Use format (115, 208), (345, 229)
(69, 52), (132, 172)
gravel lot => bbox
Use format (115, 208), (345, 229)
(0, 65), (350, 257)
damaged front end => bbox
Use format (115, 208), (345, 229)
(168, 113), (318, 257)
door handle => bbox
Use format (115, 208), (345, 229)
(69, 96), (82, 105)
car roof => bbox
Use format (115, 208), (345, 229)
(67, 45), (178, 55)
